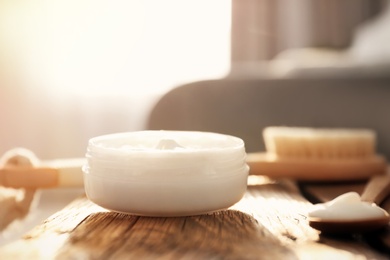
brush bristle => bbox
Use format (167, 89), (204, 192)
(263, 127), (376, 159)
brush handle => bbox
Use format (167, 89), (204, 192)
(360, 173), (390, 205)
(41, 158), (85, 187)
(0, 158), (85, 189)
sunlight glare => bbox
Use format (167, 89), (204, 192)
(0, 0), (231, 96)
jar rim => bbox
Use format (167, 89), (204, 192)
(87, 130), (245, 156)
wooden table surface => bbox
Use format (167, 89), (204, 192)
(1, 176), (389, 259)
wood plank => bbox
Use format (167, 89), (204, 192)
(0, 176), (388, 259)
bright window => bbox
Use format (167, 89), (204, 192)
(0, 0), (231, 96)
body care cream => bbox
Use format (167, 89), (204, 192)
(308, 192), (387, 220)
(83, 131), (249, 216)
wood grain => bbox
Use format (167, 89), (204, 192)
(0, 176), (389, 259)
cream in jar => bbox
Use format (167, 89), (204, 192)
(83, 131), (249, 216)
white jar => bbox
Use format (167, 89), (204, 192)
(83, 130), (249, 216)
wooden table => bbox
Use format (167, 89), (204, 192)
(1, 176), (389, 259)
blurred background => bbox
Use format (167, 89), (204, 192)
(1, 0), (389, 159)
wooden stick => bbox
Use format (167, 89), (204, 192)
(361, 174), (390, 205)
(0, 167), (59, 188)
(0, 158), (85, 189)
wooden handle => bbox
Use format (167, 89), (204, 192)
(0, 158), (85, 189)
(41, 158), (85, 187)
(360, 174), (390, 204)
(0, 167), (59, 189)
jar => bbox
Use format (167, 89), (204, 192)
(83, 130), (249, 216)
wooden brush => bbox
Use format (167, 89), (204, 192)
(247, 127), (387, 181)
(0, 148), (85, 232)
